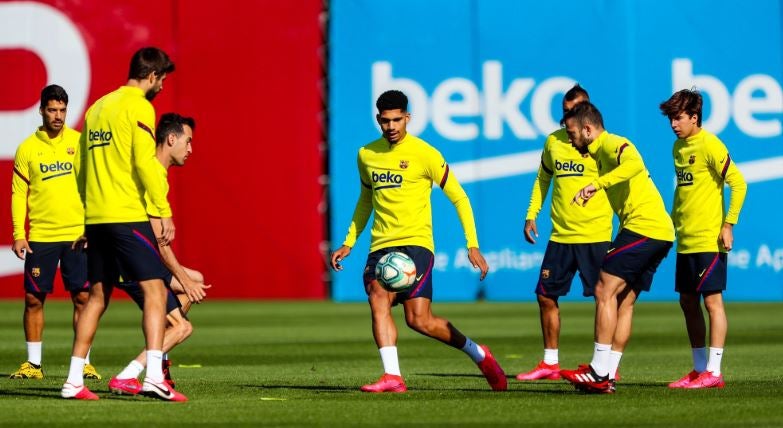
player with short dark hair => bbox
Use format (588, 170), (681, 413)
(330, 89), (506, 393)
(127, 47), (175, 98)
(559, 102), (674, 394)
(61, 47), (206, 401)
(659, 89), (747, 389)
(516, 85), (615, 382)
(9, 84), (101, 380)
(109, 113), (211, 395)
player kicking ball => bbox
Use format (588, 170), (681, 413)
(330, 90), (506, 393)
(558, 102), (674, 394)
(659, 90), (746, 389)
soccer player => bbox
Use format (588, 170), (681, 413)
(516, 85), (614, 381)
(9, 85), (100, 380)
(61, 47), (206, 401)
(330, 90), (506, 393)
(109, 113), (210, 395)
(558, 102), (674, 394)
(659, 89), (747, 389)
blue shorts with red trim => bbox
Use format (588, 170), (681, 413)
(675, 252), (727, 294)
(24, 241), (89, 294)
(85, 222), (169, 285)
(364, 245), (434, 305)
(602, 229), (672, 292)
(536, 241), (610, 297)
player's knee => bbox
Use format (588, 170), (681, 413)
(367, 286), (389, 309)
(25, 294), (45, 311)
(703, 298), (725, 316)
(72, 291), (89, 308)
(537, 294), (558, 310)
(404, 313), (432, 334)
(180, 319), (193, 340)
(678, 294), (700, 312)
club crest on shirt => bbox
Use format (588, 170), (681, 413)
(541, 269), (550, 279)
(689, 154), (696, 165)
(67, 147), (75, 155)
(31, 267), (40, 278)
(399, 160), (409, 169)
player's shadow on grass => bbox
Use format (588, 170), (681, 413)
(241, 384), (356, 393)
(0, 388), (60, 398)
(418, 372), (666, 393)
(0, 387), (61, 399)
(0, 386), (153, 401)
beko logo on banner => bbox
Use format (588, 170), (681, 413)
(0, 2), (90, 160)
(673, 59), (783, 138)
(372, 61), (574, 141)
(372, 59), (783, 142)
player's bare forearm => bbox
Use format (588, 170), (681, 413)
(158, 240), (209, 302)
(159, 216), (175, 245)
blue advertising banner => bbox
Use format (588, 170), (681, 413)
(329, 0), (783, 301)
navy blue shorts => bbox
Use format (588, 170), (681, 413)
(85, 222), (169, 285)
(24, 241), (88, 294)
(364, 245), (434, 305)
(676, 252), (727, 294)
(118, 273), (181, 314)
(536, 241), (610, 297)
(602, 229), (672, 292)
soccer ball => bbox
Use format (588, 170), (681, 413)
(374, 252), (417, 292)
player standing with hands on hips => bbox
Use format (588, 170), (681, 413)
(330, 90), (506, 393)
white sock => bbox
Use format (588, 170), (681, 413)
(66, 356), (86, 386)
(706, 347), (723, 376)
(85, 348), (91, 365)
(608, 350), (623, 380)
(590, 343), (612, 377)
(145, 350), (164, 383)
(543, 348), (558, 365)
(461, 338), (486, 364)
(379, 346), (401, 376)
(27, 342), (42, 366)
(117, 360), (145, 380)
(692, 347), (707, 372)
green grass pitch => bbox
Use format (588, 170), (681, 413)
(1, 300), (782, 426)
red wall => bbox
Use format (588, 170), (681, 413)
(0, 0), (326, 298)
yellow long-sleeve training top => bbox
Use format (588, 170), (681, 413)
(587, 131), (674, 242)
(77, 86), (171, 224)
(671, 129), (747, 253)
(342, 133), (479, 253)
(11, 126), (84, 242)
(526, 128), (613, 243)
